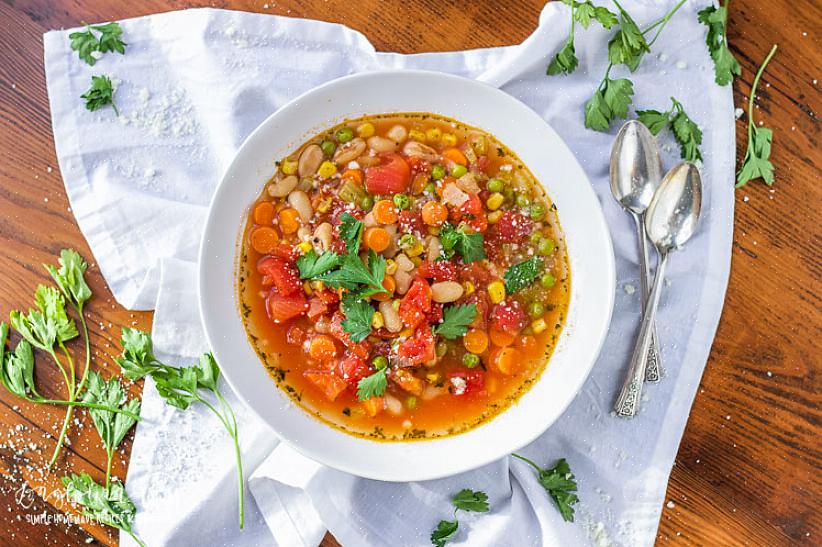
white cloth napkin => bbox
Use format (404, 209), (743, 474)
(43, 2), (734, 545)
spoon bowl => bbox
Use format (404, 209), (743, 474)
(610, 120), (664, 214)
(646, 162), (703, 253)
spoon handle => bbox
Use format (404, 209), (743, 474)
(635, 214), (663, 382)
(614, 253), (668, 418)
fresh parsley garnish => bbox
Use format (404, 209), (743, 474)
(637, 97), (703, 162)
(69, 22), (126, 65)
(431, 489), (490, 546)
(317, 251), (388, 297)
(432, 304), (477, 340)
(340, 297), (375, 343)
(356, 368), (387, 401)
(296, 250), (341, 279)
(698, 3), (741, 86)
(513, 454), (579, 522)
(339, 212), (363, 254)
(440, 223), (486, 263)
(82, 75), (119, 115)
(504, 257), (544, 294)
(736, 45), (778, 188)
(62, 473), (144, 547)
(607, 4), (649, 71)
(116, 329), (245, 528)
(548, 1), (617, 75)
(584, 76), (634, 131)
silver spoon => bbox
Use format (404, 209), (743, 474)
(610, 120), (664, 383)
(614, 161), (702, 418)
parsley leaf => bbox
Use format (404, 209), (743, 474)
(452, 489), (490, 512)
(637, 97), (703, 162)
(92, 22), (126, 55)
(504, 257), (543, 294)
(44, 249), (92, 310)
(737, 45), (778, 188)
(69, 22), (126, 65)
(561, 0), (617, 29)
(317, 251), (388, 296)
(62, 473), (144, 546)
(82, 75), (119, 115)
(10, 285), (78, 351)
(356, 368), (387, 400)
(339, 212), (363, 254)
(584, 77), (634, 131)
(432, 304), (477, 340)
(340, 297), (375, 343)
(607, 6), (649, 71)
(547, 42), (579, 76)
(69, 27), (99, 65)
(636, 108), (670, 135)
(431, 519), (458, 547)
(296, 250), (341, 279)
(698, 4), (741, 86)
(0, 331), (39, 400)
(440, 223), (486, 263)
(513, 454), (579, 522)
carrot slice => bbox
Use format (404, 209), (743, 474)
(463, 329), (489, 354)
(495, 347), (520, 375)
(489, 328), (516, 347)
(373, 275), (396, 302)
(364, 227), (390, 252)
(309, 335), (338, 360)
(278, 208), (301, 234)
(253, 201), (275, 225)
(443, 148), (468, 166)
(361, 397), (384, 417)
(342, 168), (364, 185)
(372, 199), (398, 224)
(250, 226), (280, 254)
(421, 201), (447, 226)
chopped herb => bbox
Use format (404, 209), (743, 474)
(432, 304), (477, 340)
(513, 454), (579, 522)
(504, 257), (544, 294)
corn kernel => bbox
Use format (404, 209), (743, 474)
(303, 281), (312, 295)
(317, 197), (332, 213)
(409, 129), (426, 142)
(399, 327), (414, 338)
(371, 311), (385, 329)
(392, 299), (401, 311)
(385, 259), (398, 275)
(281, 159), (298, 175)
(488, 281), (506, 304)
(486, 193), (505, 211)
(405, 242), (424, 258)
(297, 241), (313, 254)
(487, 210), (503, 224)
(441, 132), (457, 147)
(356, 122), (375, 138)
(410, 257), (422, 268)
(425, 127), (442, 142)
(426, 372), (440, 384)
(310, 280), (325, 291)
(463, 281), (475, 296)
(531, 318), (548, 334)
(317, 160), (337, 179)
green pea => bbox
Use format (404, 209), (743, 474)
(451, 164), (468, 178)
(436, 341), (448, 358)
(463, 353), (480, 368)
(516, 194), (530, 208)
(538, 237), (555, 256)
(530, 202), (546, 220)
(358, 194), (374, 211)
(530, 233), (542, 245)
(487, 178), (504, 193)
(424, 182), (437, 194)
(336, 127), (354, 143)
(320, 139), (336, 156)
(431, 165), (446, 180)
(405, 396), (417, 410)
(393, 193), (411, 210)
(528, 301), (545, 319)
(503, 187), (515, 202)
(540, 273), (556, 288)
(372, 355), (388, 371)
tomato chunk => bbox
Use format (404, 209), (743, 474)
(490, 299), (527, 333)
(329, 312), (372, 359)
(391, 368), (425, 396)
(397, 324), (436, 367)
(447, 369), (485, 396)
(398, 277), (432, 329)
(304, 371), (348, 401)
(365, 153), (411, 195)
(495, 211), (533, 242)
(338, 355), (373, 387)
(257, 256), (302, 296)
(418, 260), (458, 282)
(266, 290), (308, 323)
(398, 210), (425, 236)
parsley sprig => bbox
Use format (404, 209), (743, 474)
(340, 297), (375, 343)
(513, 454), (579, 522)
(548, 1), (617, 76)
(81, 75), (118, 115)
(736, 44), (778, 188)
(698, 2), (741, 86)
(432, 304), (477, 340)
(69, 21), (126, 65)
(439, 223), (486, 263)
(356, 367), (387, 401)
(62, 473), (144, 547)
(431, 489), (490, 546)
(637, 97), (703, 162)
(116, 328), (245, 528)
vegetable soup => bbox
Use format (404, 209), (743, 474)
(238, 113), (569, 440)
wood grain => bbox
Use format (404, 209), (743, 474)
(0, 0), (819, 546)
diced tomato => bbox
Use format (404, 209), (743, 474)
(314, 288), (340, 305)
(330, 205), (364, 226)
(338, 355), (373, 386)
(418, 260), (458, 282)
(266, 243), (299, 261)
(490, 299), (527, 333)
(406, 156), (431, 177)
(447, 369), (485, 396)
(398, 210), (425, 236)
(474, 155), (490, 173)
(257, 256), (302, 296)
(287, 325), (307, 345)
(495, 211), (533, 242)
(329, 312), (372, 359)
(307, 297), (328, 320)
(464, 211), (488, 233)
(365, 153), (411, 195)
(399, 277), (432, 329)
(450, 193), (482, 222)
(304, 371), (348, 401)
(266, 290), (308, 323)
(458, 262), (492, 285)
(464, 290), (489, 329)
(425, 302), (443, 324)
(397, 324), (436, 367)
(391, 368), (425, 395)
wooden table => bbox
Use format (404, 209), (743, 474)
(0, 1), (819, 545)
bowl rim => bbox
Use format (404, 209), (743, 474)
(198, 69), (615, 481)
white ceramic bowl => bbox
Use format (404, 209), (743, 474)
(199, 70), (614, 482)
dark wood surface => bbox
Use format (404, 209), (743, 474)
(0, 1), (819, 545)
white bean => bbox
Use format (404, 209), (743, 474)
(363, 212), (378, 228)
(312, 222), (333, 251)
(395, 253), (414, 272)
(298, 144), (323, 177)
(427, 236), (441, 262)
(402, 141), (440, 162)
(395, 269), (413, 295)
(384, 394), (403, 415)
(367, 135), (398, 153)
(431, 281), (464, 303)
(267, 175), (298, 197)
(380, 300), (402, 333)
(333, 138), (366, 165)
(386, 124), (408, 144)
(287, 190), (313, 222)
